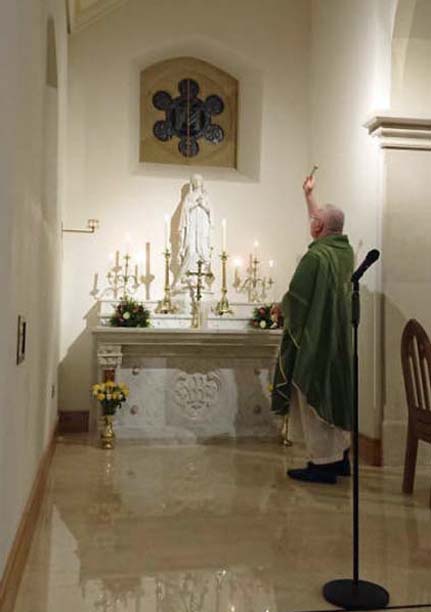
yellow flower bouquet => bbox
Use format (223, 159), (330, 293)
(92, 381), (129, 416)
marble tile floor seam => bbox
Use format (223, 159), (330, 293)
(11, 438), (431, 612)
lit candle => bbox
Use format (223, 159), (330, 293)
(269, 259), (274, 270)
(222, 218), (227, 253)
(164, 214), (170, 251)
(253, 240), (259, 259)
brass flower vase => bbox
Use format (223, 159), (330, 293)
(101, 414), (116, 449)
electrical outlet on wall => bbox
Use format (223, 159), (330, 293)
(16, 315), (27, 365)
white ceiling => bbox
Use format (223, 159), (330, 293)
(67, 0), (128, 33)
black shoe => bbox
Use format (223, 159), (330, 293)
(309, 449), (351, 477)
(287, 465), (337, 484)
(334, 449), (351, 476)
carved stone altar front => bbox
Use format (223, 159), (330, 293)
(93, 328), (282, 442)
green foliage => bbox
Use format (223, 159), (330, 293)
(110, 296), (151, 328)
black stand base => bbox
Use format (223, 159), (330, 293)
(323, 579), (389, 610)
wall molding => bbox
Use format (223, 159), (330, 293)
(58, 410), (89, 433)
(0, 424), (57, 612)
(365, 115), (431, 151)
(67, 0), (128, 33)
(359, 433), (382, 467)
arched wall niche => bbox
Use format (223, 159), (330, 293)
(129, 35), (264, 182)
(43, 17), (59, 225)
(391, 0), (431, 114)
(46, 17), (58, 88)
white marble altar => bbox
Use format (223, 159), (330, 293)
(92, 320), (282, 442)
(98, 299), (256, 330)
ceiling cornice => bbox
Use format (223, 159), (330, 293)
(365, 115), (431, 151)
(67, 0), (128, 34)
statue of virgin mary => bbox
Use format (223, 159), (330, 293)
(176, 174), (213, 282)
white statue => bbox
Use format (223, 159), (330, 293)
(177, 174), (213, 282)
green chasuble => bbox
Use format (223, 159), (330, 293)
(272, 234), (354, 431)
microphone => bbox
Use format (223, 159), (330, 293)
(351, 249), (380, 283)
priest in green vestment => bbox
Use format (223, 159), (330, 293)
(272, 174), (353, 484)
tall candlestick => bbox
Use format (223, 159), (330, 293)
(158, 249), (176, 314)
(222, 219), (227, 253)
(214, 252), (233, 316)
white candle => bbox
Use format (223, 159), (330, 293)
(145, 242), (150, 276)
(164, 214), (170, 251)
(222, 218), (227, 253)
(269, 259), (274, 269)
(253, 240), (259, 259)
(233, 257), (242, 285)
(115, 250), (120, 267)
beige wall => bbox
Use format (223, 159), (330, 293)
(381, 0), (431, 465)
(382, 150), (431, 465)
(61, 0), (311, 413)
(309, 0), (397, 439)
(0, 0), (68, 576)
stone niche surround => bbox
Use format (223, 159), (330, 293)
(93, 321), (283, 443)
(366, 113), (431, 466)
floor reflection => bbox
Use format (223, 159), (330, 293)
(13, 439), (431, 612)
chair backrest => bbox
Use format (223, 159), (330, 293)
(401, 319), (431, 442)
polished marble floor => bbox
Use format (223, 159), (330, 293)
(13, 437), (431, 612)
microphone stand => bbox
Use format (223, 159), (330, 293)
(323, 273), (389, 610)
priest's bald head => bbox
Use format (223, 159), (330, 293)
(310, 204), (345, 240)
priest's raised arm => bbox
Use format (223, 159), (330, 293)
(272, 173), (354, 485)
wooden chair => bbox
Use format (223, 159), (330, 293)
(401, 319), (431, 506)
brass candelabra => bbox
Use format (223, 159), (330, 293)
(214, 251), (233, 316)
(106, 252), (139, 298)
(234, 255), (274, 303)
(157, 249), (177, 314)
